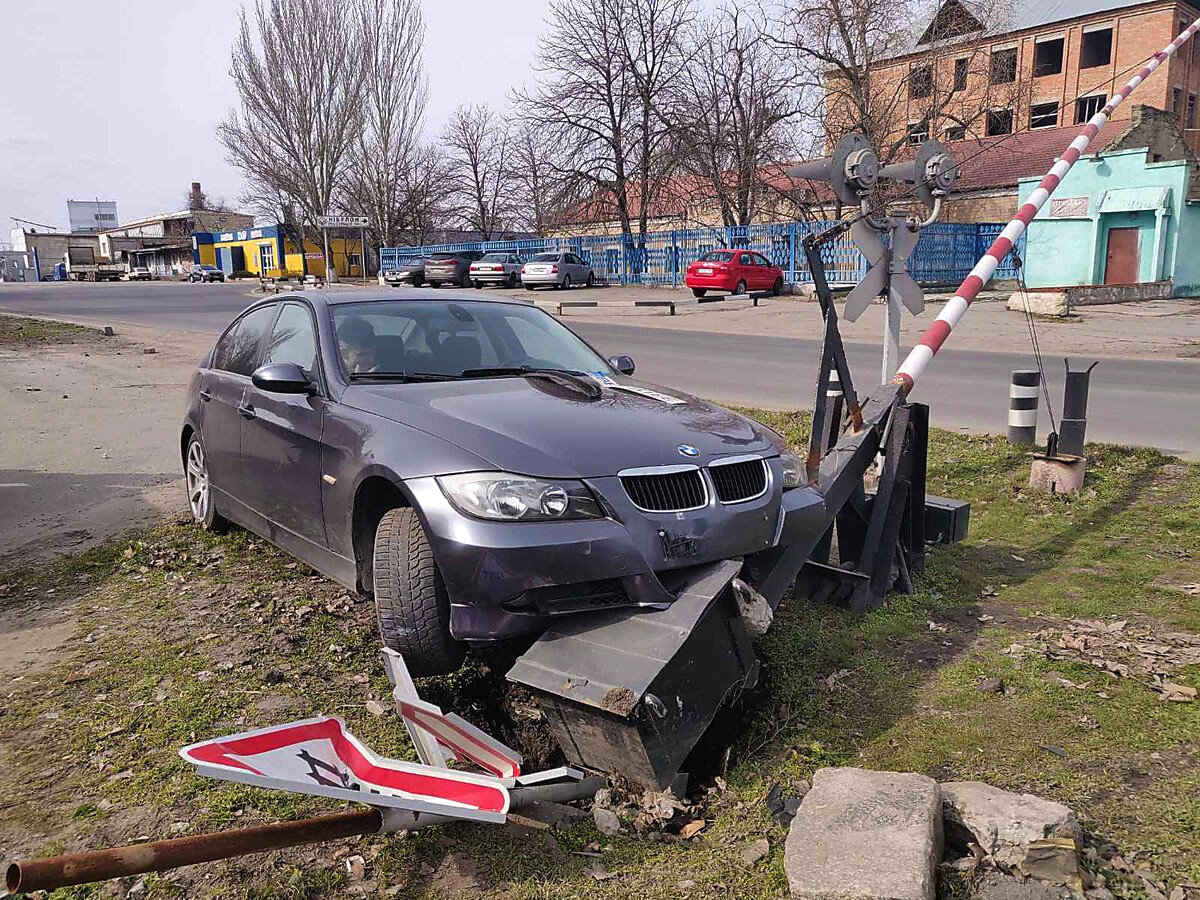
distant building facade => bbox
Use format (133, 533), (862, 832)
(8, 228), (102, 280)
(196, 225), (364, 279)
(839, 0), (1200, 153)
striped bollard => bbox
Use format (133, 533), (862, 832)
(1008, 370), (1041, 444)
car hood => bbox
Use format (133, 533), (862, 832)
(339, 375), (780, 478)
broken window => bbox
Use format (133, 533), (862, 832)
(1080, 28), (1112, 68)
(909, 65), (933, 99)
(1075, 94), (1106, 124)
(1034, 37), (1064, 76)
(907, 120), (930, 144)
(990, 47), (1017, 84)
(945, 124), (967, 140)
(953, 57), (968, 91)
(986, 108), (1013, 135)
(1029, 101), (1059, 129)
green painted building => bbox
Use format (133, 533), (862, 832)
(1019, 144), (1200, 298)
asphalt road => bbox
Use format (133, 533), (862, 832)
(2, 281), (1197, 456)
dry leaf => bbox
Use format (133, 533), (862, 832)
(680, 819), (706, 839)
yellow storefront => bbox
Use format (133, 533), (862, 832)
(195, 225), (363, 278)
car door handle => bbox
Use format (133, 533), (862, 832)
(199, 390), (212, 402)
(238, 404), (256, 420)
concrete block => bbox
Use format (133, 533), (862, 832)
(785, 768), (942, 900)
(1007, 292), (1069, 316)
(941, 782), (1077, 858)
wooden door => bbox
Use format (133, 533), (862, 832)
(1103, 227), (1139, 285)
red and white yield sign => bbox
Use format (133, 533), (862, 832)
(180, 716), (510, 823)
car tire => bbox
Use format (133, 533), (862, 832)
(373, 507), (465, 677)
(734, 279), (747, 296)
(524, 284), (535, 291)
(586, 272), (594, 287)
(562, 274), (571, 290)
(692, 288), (707, 298)
(772, 276), (784, 296)
(507, 273), (517, 288)
(412, 274), (424, 287)
(471, 280), (482, 289)
(460, 271), (472, 288)
(185, 434), (228, 533)
(428, 281), (441, 288)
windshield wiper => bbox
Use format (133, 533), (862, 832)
(347, 371), (454, 382)
(459, 366), (589, 378)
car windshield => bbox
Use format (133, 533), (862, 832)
(698, 251), (734, 262)
(530, 253), (559, 262)
(199, 265), (218, 271)
(480, 253), (508, 262)
(332, 300), (609, 379)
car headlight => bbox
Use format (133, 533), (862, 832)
(437, 472), (603, 521)
(779, 451), (805, 490)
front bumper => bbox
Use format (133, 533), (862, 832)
(404, 462), (827, 642)
(384, 271), (421, 284)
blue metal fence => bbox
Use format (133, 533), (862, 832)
(380, 221), (1022, 287)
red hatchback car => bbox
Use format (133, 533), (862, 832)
(685, 249), (784, 298)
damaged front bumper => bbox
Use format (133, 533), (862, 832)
(402, 467), (828, 642)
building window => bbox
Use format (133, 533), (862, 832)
(909, 65), (933, 99)
(907, 120), (930, 144)
(348, 253), (363, 269)
(990, 47), (1017, 84)
(1034, 37), (1064, 76)
(1075, 94), (1107, 124)
(945, 124), (967, 140)
(1080, 28), (1112, 68)
(1029, 101), (1059, 129)
(259, 242), (276, 272)
(1189, 93), (1197, 129)
(986, 108), (1013, 135)
(953, 57), (968, 91)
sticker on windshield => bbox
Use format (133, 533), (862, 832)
(588, 372), (685, 405)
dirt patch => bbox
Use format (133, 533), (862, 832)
(601, 686), (638, 716)
(0, 314), (104, 348)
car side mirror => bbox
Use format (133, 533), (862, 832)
(252, 362), (314, 394)
(609, 354), (635, 375)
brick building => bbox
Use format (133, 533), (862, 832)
(843, 0), (1200, 152)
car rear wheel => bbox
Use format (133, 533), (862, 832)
(471, 279), (482, 289)
(524, 283), (536, 291)
(561, 274), (572, 290)
(185, 435), (228, 532)
(373, 507), (465, 677)
(692, 288), (707, 298)
(507, 273), (517, 288)
(734, 279), (747, 296)
(772, 276), (784, 296)
(428, 281), (441, 288)
(459, 271), (472, 288)
(411, 274), (424, 287)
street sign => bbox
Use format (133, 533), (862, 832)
(180, 715), (510, 822)
(316, 215), (369, 228)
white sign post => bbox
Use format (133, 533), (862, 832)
(316, 215), (370, 285)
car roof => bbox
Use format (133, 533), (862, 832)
(273, 289), (537, 309)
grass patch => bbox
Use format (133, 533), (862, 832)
(0, 313), (93, 347)
(1, 415), (1197, 897)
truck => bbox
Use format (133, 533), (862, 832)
(64, 246), (124, 282)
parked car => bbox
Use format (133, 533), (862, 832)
(685, 249), (784, 298)
(383, 258), (426, 287)
(180, 291), (805, 675)
(469, 252), (523, 288)
(190, 265), (226, 283)
(125, 267), (152, 281)
(521, 252), (594, 290)
(424, 251), (483, 288)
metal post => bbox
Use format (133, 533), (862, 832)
(1058, 359), (1099, 456)
(882, 281), (901, 388)
(361, 226), (367, 285)
(1008, 370), (1041, 444)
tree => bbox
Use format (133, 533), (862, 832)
(773, 0), (1025, 165)
(506, 123), (578, 236)
(672, 7), (801, 227)
(343, 0), (428, 258)
(218, 0), (366, 275)
(398, 143), (458, 246)
(441, 104), (512, 240)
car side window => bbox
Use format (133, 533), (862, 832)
(263, 302), (318, 378)
(213, 304), (276, 377)
(738, 253), (752, 265)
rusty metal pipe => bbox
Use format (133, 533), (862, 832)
(6, 808), (383, 895)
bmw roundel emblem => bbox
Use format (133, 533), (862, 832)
(677, 444), (700, 458)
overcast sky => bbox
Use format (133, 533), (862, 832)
(0, 0), (546, 236)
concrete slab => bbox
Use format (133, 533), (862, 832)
(941, 782), (1077, 858)
(784, 768), (942, 900)
(1007, 292), (1069, 316)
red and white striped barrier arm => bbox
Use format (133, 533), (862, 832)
(892, 16), (1200, 393)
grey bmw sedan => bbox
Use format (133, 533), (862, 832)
(181, 291), (813, 675)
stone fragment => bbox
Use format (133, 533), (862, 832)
(941, 782), (1076, 857)
(365, 699), (388, 716)
(785, 768), (942, 900)
(740, 838), (769, 866)
(593, 806), (621, 836)
(1020, 838), (1083, 891)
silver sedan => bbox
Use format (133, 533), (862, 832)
(521, 252), (594, 290)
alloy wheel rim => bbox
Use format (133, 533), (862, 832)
(186, 440), (209, 521)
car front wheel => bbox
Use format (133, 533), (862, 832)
(373, 507), (465, 677)
(185, 434), (227, 532)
